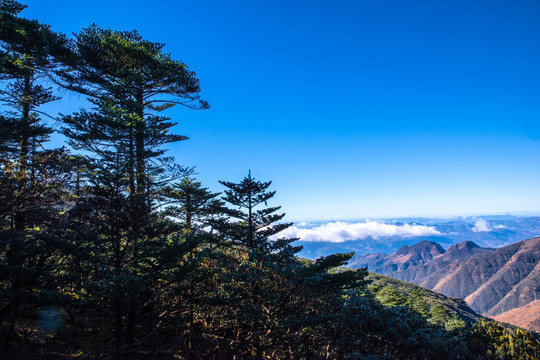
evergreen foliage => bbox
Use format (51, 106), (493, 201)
(55, 23), (210, 357)
(376, 286), (408, 308)
(0, 1), (72, 353)
(430, 304), (450, 326)
(407, 289), (431, 318)
(164, 176), (223, 234)
(219, 170), (294, 250)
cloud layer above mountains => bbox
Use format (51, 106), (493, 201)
(278, 221), (442, 243)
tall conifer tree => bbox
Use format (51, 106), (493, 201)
(0, 1), (71, 352)
(165, 176), (223, 234)
(58, 25), (208, 355)
(0, 0), (69, 229)
(219, 170), (295, 252)
(216, 172), (369, 358)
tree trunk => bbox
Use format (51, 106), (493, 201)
(126, 88), (146, 346)
(14, 74), (31, 231)
(115, 299), (123, 358)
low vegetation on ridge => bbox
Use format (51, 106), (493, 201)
(368, 273), (481, 325)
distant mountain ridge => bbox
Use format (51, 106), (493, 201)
(348, 237), (540, 331)
(296, 216), (540, 259)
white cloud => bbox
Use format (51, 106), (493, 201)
(471, 219), (508, 232)
(472, 219), (491, 232)
(276, 220), (442, 243)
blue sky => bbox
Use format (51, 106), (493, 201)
(22, 0), (540, 220)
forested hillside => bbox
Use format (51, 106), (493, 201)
(367, 273), (482, 325)
(0, 2), (539, 359)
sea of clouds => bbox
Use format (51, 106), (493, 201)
(277, 220), (441, 243)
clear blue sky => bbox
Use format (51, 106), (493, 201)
(23, 0), (540, 220)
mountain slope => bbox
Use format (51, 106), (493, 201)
(463, 238), (540, 314)
(485, 262), (540, 317)
(490, 301), (540, 333)
(349, 237), (540, 325)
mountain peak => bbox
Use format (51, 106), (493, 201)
(442, 241), (492, 260)
(457, 241), (479, 249)
(411, 240), (445, 252)
(394, 244), (410, 256)
(390, 240), (445, 269)
(394, 240), (445, 256)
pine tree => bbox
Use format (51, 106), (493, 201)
(58, 24), (208, 219)
(376, 286), (408, 308)
(0, 0), (69, 229)
(215, 171), (297, 357)
(444, 315), (465, 331)
(407, 288), (431, 319)
(429, 303), (449, 326)
(164, 176), (223, 234)
(219, 170), (294, 251)
(58, 25), (209, 355)
(215, 172), (370, 359)
(0, 1), (71, 352)
(160, 176), (226, 357)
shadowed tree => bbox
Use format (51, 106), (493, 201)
(60, 24), (208, 222)
(0, 1), (71, 352)
(58, 25), (208, 356)
(0, 0), (69, 229)
(214, 172), (369, 359)
(219, 170), (294, 251)
(164, 176), (223, 234)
